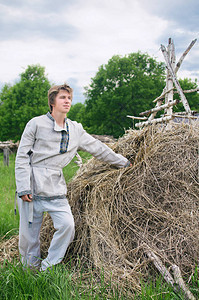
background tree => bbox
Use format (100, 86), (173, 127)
(174, 78), (199, 112)
(67, 103), (86, 125)
(0, 65), (51, 141)
(83, 52), (166, 137)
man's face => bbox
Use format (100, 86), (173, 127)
(52, 90), (72, 114)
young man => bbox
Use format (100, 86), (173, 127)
(15, 83), (131, 271)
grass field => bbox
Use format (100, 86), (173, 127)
(0, 153), (198, 299)
(0, 153), (19, 238)
(1, 260), (186, 300)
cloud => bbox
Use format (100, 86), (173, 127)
(0, 1), (78, 41)
(66, 0), (167, 52)
(0, 0), (166, 94)
(140, 0), (199, 29)
(0, 0), (198, 104)
(0, 0), (75, 14)
(60, 0), (168, 85)
(137, 0), (199, 81)
(139, 0), (199, 47)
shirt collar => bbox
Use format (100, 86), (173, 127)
(54, 121), (67, 132)
(46, 111), (54, 122)
(46, 112), (68, 132)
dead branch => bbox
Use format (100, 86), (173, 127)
(172, 265), (196, 300)
(172, 114), (198, 119)
(161, 44), (191, 114)
(139, 99), (179, 117)
(153, 87), (199, 104)
(74, 152), (83, 168)
(175, 39), (197, 74)
(127, 116), (147, 120)
(135, 115), (173, 128)
(153, 87), (173, 103)
(147, 250), (196, 300)
(147, 100), (163, 121)
(183, 87), (199, 93)
(0, 141), (19, 151)
(146, 250), (175, 285)
(165, 39), (175, 116)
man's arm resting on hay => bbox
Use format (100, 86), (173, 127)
(77, 124), (131, 168)
(125, 161), (132, 167)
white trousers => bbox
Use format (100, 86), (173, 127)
(17, 197), (75, 271)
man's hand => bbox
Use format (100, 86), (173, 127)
(21, 194), (33, 202)
(125, 161), (132, 168)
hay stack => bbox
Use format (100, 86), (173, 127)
(1, 124), (198, 293)
(40, 124), (199, 291)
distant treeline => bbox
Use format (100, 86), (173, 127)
(0, 52), (198, 141)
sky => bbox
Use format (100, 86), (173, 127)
(0, 0), (199, 104)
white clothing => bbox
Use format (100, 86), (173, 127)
(15, 112), (129, 270)
(17, 196), (75, 270)
(15, 112), (129, 199)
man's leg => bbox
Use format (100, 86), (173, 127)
(40, 198), (75, 271)
(17, 197), (43, 269)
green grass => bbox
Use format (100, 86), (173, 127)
(0, 153), (198, 299)
(0, 261), (131, 300)
(139, 278), (181, 300)
(0, 153), (19, 238)
(0, 261), (198, 300)
(63, 151), (92, 183)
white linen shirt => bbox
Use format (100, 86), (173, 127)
(15, 112), (129, 200)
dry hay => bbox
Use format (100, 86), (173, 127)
(0, 235), (19, 263)
(41, 123), (199, 291)
(0, 123), (199, 293)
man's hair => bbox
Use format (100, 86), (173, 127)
(48, 83), (73, 112)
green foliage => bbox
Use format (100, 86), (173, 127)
(0, 65), (51, 141)
(174, 78), (199, 112)
(84, 52), (166, 137)
(0, 58), (198, 143)
(67, 102), (86, 124)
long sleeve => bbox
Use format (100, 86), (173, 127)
(78, 124), (129, 168)
(15, 119), (36, 196)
